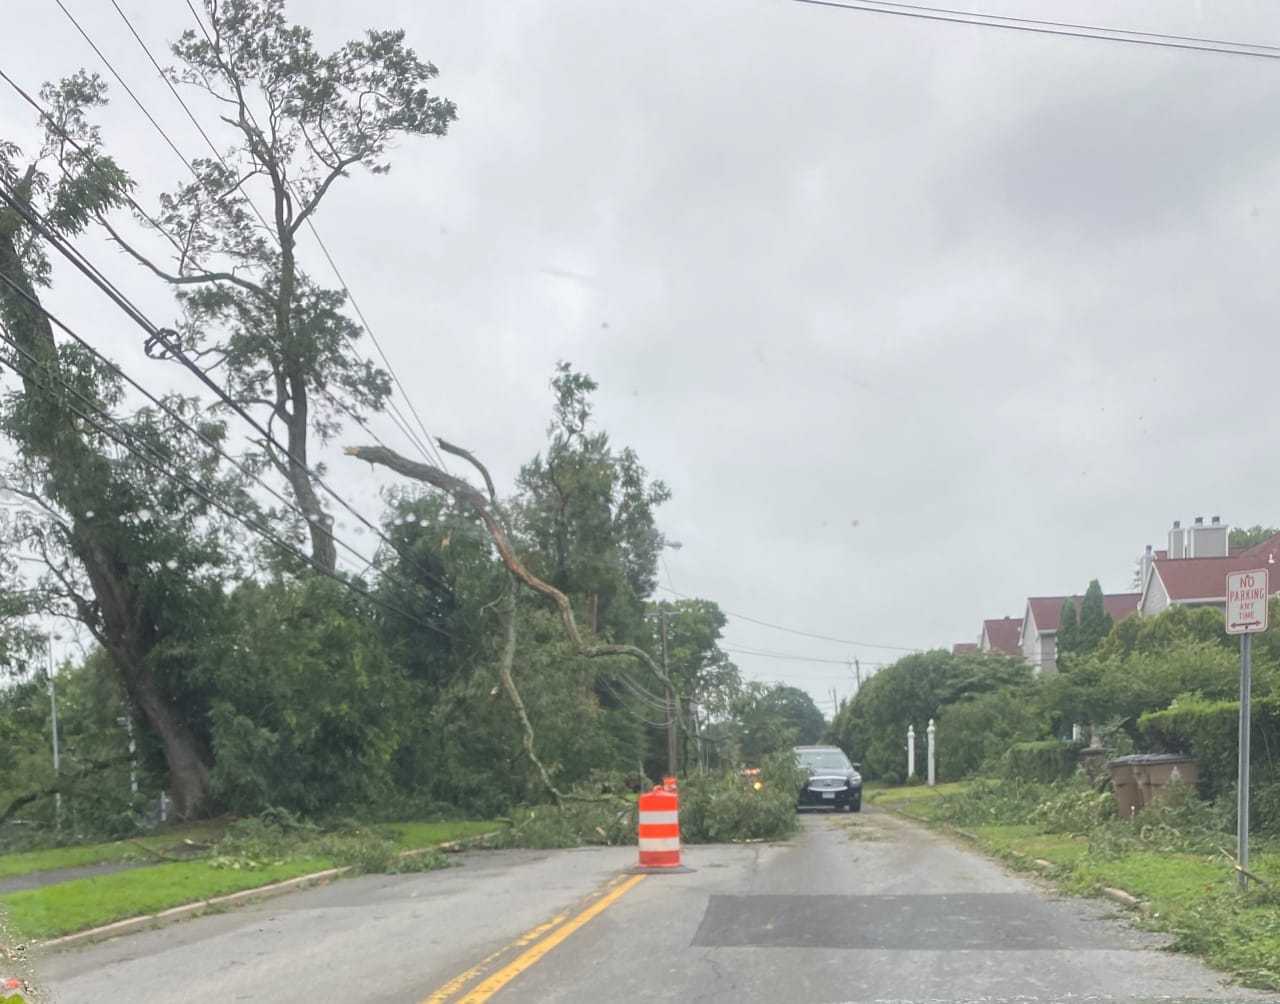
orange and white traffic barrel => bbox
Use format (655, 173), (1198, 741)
(636, 786), (682, 870)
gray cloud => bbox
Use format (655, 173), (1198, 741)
(4, 0), (1280, 706)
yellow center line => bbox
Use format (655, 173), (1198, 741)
(421, 913), (568, 1004)
(423, 873), (647, 1004)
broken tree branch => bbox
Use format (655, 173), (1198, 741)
(345, 442), (677, 798)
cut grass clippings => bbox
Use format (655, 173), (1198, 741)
(873, 782), (1280, 992)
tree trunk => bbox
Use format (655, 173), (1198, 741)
(284, 371), (336, 574)
(0, 209), (213, 816)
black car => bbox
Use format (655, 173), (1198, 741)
(794, 745), (862, 812)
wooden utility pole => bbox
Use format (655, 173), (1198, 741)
(661, 607), (678, 776)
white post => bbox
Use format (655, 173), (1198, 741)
(907, 725), (915, 778)
(927, 718), (936, 787)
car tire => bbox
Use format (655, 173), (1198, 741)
(851, 799), (862, 813)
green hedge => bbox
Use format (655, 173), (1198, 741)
(1139, 696), (1280, 799)
(1000, 739), (1083, 783)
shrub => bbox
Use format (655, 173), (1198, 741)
(485, 797), (638, 850)
(1029, 778), (1114, 834)
(1000, 740), (1083, 783)
(1139, 696), (1280, 799)
(679, 753), (803, 844)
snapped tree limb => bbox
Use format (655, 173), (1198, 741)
(345, 442), (680, 797)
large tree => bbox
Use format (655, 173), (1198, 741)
(104, 0), (456, 573)
(0, 74), (249, 816)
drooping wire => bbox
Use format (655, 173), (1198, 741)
(0, 335), (452, 637)
(657, 583), (918, 652)
(0, 268), (454, 598)
(0, 178), (460, 599)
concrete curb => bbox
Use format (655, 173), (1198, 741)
(37, 829), (502, 952)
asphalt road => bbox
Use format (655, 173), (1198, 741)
(34, 809), (1271, 1004)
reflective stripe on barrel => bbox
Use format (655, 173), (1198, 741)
(637, 787), (682, 868)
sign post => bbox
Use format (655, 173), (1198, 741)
(1225, 568), (1268, 890)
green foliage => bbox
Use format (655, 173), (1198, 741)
(513, 363), (670, 643)
(829, 650), (1032, 782)
(1076, 579), (1113, 655)
(732, 683), (825, 763)
(203, 579), (409, 816)
(1029, 781), (1115, 835)
(485, 798), (638, 850)
(1139, 695), (1280, 801)
(1000, 740), (1083, 783)
(679, 752), (804, 843)
(1230, 525), (1280, 552)
(1057, 598), (1079, 657)
(936, 687), (1045, 780)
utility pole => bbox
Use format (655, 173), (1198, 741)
(854, 658), (863, 691)
(830, 687), (839, 719)
(47, 634), (61, 830)
(660, 606), (678, 777)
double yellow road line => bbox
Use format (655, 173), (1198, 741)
(422, 873), (647, 1003)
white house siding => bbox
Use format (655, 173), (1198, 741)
(1038, 632), (1058, 674)
(1021, 610), (1038, 664)
(1140, 572), (1171, 616)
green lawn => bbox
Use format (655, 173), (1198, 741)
(0, 818), (500, 941)
(0, 856), (331, 940)
(0, 821), (226, 880)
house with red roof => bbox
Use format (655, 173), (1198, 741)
(979, 617), (1022, 656)
(951, 642), (978, 655)
(1138, 519), (1280, 616)
(1019, 593), (1141, 673)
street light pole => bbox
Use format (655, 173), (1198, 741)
(660, 606), (678, 777)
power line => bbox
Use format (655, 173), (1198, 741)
(0, 334), (450, 637)
(656, 583), (918, 651)
(0, 67), (440, 499)
(721, 644), (891, 667)
(55, 1), (446, 472)
(0, 178), (456, 600)
(0, 268), (454, 599)
(791, 0), (1280, 60)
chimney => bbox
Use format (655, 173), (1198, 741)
(1140, 544), (1154, 589)
(1212, 516), (1221, 525)
(1168, 520), (1185, 559)
(1187, 514), (1228, 558)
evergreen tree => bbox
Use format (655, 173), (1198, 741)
(1077, 579), (1113, 654)
(1057, 598), (1080, 658)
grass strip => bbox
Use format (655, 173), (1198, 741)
(0, 819), (501, 940)
(0, 856), (331, 940)
(0, 821), (226, 880)
(874, 784), (1280, 991)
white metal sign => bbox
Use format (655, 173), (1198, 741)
(1226, 568), (1269, 635)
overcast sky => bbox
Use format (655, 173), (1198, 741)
(4, 0), (1280, 710)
